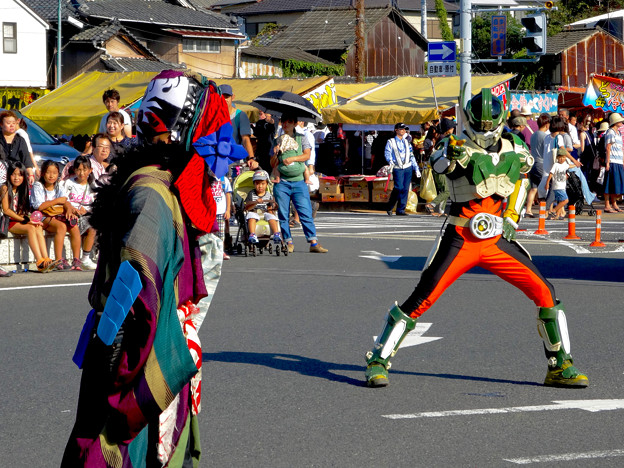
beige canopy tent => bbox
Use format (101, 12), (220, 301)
(21, 71), (159, 135)
(321, 74), (516, 125)
(214, 76), (332, 121)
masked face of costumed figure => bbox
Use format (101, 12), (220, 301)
(460, 87), (507, 150)
(136, 70), (203, 144)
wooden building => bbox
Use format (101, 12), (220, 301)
(263, 7), (428, 77)
(545, 27), (624, 89)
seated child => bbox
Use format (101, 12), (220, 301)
(245, 170), (281, 244)
(546, 148), (571, 220)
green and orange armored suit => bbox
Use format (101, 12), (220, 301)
(365, 88), (588, 389)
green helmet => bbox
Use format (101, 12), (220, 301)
(461, 87), (506, 149)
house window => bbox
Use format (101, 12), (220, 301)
(182, 38), (220, 53)
(3, 23), (17, 54)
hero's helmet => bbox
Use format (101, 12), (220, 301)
(460, 86), (507, 149)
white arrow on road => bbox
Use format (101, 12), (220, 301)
(360, 250), (401, 263)
(383, 399), (624, 420)
(374, 323), (442, 348)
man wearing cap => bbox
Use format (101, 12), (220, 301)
(385, 122), (421, 215)
(520, 105), (538, 146)
(220, 84), (254, 162)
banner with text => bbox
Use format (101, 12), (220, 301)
(1, 88), (49, 110)
(509, 92), (558, 114)
(583, 74), (624, 112)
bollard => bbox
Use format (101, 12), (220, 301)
(589, 210), (606, 247)
(564, 205), (581, 240)
(534, 201), (549, 235)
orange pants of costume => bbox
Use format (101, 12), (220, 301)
(400, 224), (556, 318)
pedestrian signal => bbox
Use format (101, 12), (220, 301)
(521, 13), (547, 56)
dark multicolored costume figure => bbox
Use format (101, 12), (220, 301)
(62, 70), (245, 467)
(365, 88), (589, 389)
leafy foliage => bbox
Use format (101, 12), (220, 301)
(281, 60), (344, 78)
(251, 23), (281, 46)
(435, 0), (454, 42)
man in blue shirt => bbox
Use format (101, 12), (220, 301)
(385, 122), (420, 215)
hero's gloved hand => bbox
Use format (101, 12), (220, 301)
(447, 134), (467, 160)
(503, 217), (518, 241)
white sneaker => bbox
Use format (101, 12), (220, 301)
(81, 256), (97, 270)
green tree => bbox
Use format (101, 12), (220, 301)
(435, 0), (454, 41)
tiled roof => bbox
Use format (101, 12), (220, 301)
(165, 28), (246, 39)
(267, 7), (425, 51)
(234, 0), (458, 16)
(241, 46), (337, 66)
(70, 20), (165, 63)
(101, 56), (186, 72)
(71, 20), (126, 42)
(74, 0), (238, 29)
(21, 0), (79, 21)
(546, 27), (608, 55)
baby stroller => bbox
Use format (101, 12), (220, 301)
(566, 171), (595, 216)
(231, 170), (289, 257)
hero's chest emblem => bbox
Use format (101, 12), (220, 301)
(468, 151), (522, 198)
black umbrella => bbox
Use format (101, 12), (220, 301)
(251, 90), (322, 124)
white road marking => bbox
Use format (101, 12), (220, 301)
(374, 323), (442, 348)
(0, 282), (92, 292)
(359, 250), (401, 262)
(383, 399), (624, 420)
(504, 449), (624, 464)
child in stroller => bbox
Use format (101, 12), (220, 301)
(246, 170), (280, 244)
(230, 170), (289, 256)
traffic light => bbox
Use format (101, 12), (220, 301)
(544, 1), (554, 8)
(521, 13), (547, 56)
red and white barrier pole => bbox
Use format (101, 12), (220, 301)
(589, 210), (606, 247)
(534, 201), (549, 235)
(564, 205), (581, 240)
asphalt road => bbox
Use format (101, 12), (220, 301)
(1, 211), (623, 467)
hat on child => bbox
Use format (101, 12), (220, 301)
(252, 170), (269, 181)
(557, 147), (568, 156)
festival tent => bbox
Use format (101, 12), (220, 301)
(21, 71), (159, 135)
(213, 76), (332, 120)
(321, 74), (516, 125)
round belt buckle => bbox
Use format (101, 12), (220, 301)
(469, 213), (496, 239)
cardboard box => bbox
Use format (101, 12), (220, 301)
(345, 177), (369, 189)
(344, 187), (369, 202)
(319, 178), (342, 194)
(372, 178), (393, 191)
(372, 188), (392, 203)
(321, 193), (345, 202)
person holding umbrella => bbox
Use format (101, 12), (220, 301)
(252, 91), (328, 253)
(270, 113), (328, 253)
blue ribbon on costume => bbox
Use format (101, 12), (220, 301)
(72, 308), (96, 368)
(193, 121), (248, 178)
(96, 261), (142, 346)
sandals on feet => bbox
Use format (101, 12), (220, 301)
(425, 203), (435, 214)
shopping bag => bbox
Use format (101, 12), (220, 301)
(405, 191), (419, 214)
(419, 165), (437, 202)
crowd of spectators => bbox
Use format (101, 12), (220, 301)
(4, 85), (624, 278)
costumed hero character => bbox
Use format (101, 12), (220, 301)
(365, 87), (588, 389)
(62, 70), (245, 467)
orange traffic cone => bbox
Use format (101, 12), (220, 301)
(564, 205), (581, 240)
(589, 210), (606, 247)
(534, 201), (549, 235)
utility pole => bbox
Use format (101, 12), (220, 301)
(57, 0), (62, 88)
(459, 0), (471, 108)
(421, 0), (427, 40)
(354, 0), (365, 83)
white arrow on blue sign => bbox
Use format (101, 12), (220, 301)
(428, 41), (457, 62)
